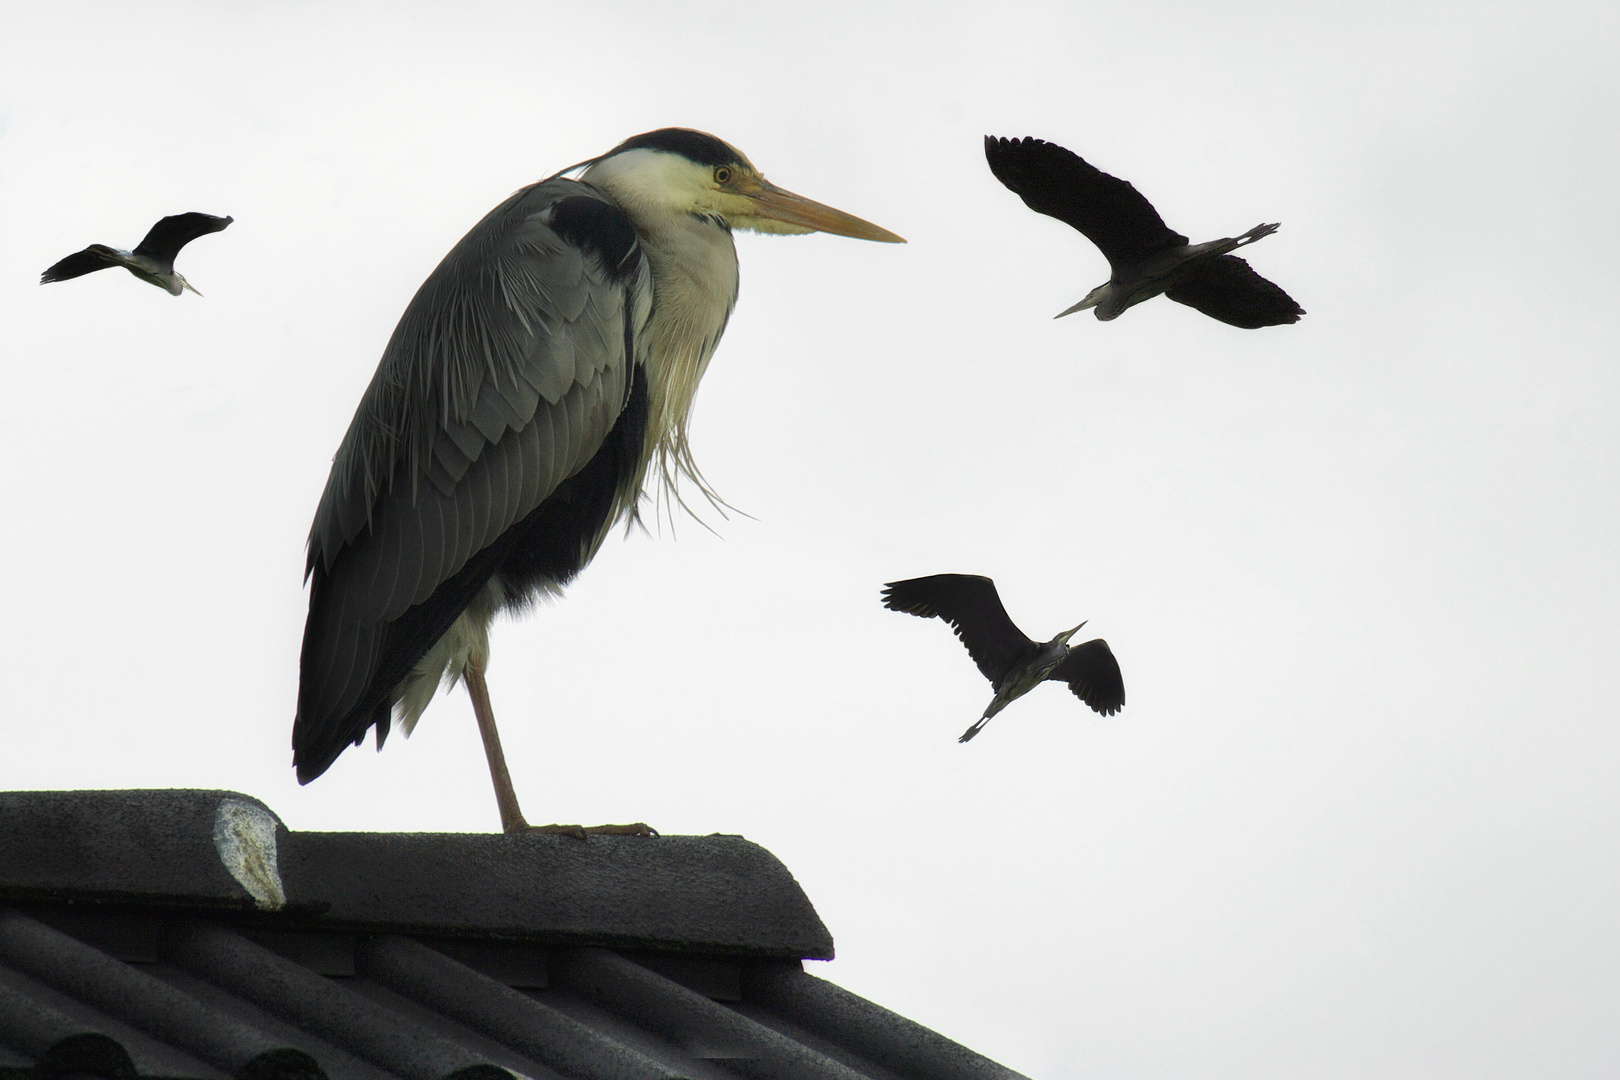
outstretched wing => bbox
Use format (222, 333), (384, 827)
(882, 573), (1036, 684)
(40, 245), (120, 284)
(1166, 254), (1304, 328)
(1047, 639), (1125, 716)
(294, 179), (652, 781)
(133, 213), (233, 267)
(985, 136), (1187, 267)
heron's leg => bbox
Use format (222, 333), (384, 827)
(464, 660), (533, 833)
(464, 662), (656, 838)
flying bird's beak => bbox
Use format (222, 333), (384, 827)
(741, 177), (905, 243)
(1055, 288), (1106, 319)
(1059, 621), (1088, 643)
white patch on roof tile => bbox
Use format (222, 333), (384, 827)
(212, 798), (286, 911)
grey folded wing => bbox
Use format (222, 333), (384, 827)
(296, 178), (651, 757)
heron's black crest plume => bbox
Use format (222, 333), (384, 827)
(609, 128), (744, 167)
(984, 135), (1303, 327)
(883, 574), (1125, 741)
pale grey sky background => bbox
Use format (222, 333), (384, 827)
(2, 2), (1618, 1076)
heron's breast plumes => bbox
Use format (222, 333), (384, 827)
(634, 217), (741, 525)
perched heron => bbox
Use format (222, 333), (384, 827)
(984, 136), (1303, 327)
(295, 128), (903, 833)
(882, 574), (1124, 742)
(40, 213), (233, 296)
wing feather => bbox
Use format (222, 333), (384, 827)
(882, 574), (1037, 684)
(985, 136), (1187, 266)
(40, 245), (121, 284)
(1047, 639), (1126, 716)
(1165, 254), (1304, 328)
(133, 213), (232, 267)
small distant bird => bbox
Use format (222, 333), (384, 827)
(40, 213), (233, 296)
(985, 136), (1303, 328)
(882, 573), (1125, 742)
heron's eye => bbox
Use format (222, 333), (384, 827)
(714, 166), (733, 184)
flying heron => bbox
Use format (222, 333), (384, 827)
(40, 213), (233, 296)
(984, 136), (1303, 327)
(882, 574), (1124, 742)
(295, 128), (903, 834)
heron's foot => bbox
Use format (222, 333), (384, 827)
(522, 822), (588, 839)
(581, 822), (659, 837)
(1237, 222), (1280, 246)
(959, 718), (990, 743)
(516, 821), (659, 839)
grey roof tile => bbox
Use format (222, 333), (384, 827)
(0, 791), (1030, 1080)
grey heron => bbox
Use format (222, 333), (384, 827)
(294, 128), (903, 834)
(40, 213), (233, 296)
(882, 574), (1124, 742)
(985, 136), (1304, 327)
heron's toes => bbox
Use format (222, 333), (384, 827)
(529, 823), (590, 840)
(581, 822), (659, 837)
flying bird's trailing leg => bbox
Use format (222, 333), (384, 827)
(1234, 222), (1280, 248)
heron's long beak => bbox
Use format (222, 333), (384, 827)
(1055, 290), (1104, 319)
(1059, 621), (1088, 642)
(745, 178), (905, 243)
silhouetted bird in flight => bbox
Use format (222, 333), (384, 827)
(985, 136), (1303, 328)
(882, 573), (1125, 742)
(41, 212), (233, 296)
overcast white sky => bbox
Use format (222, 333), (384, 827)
(3, 2), (1618, 1076)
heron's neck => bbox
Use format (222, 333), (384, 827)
(635, 211), (740, 511)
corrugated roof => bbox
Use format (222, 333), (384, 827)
(0, 791), (1030, 1080)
